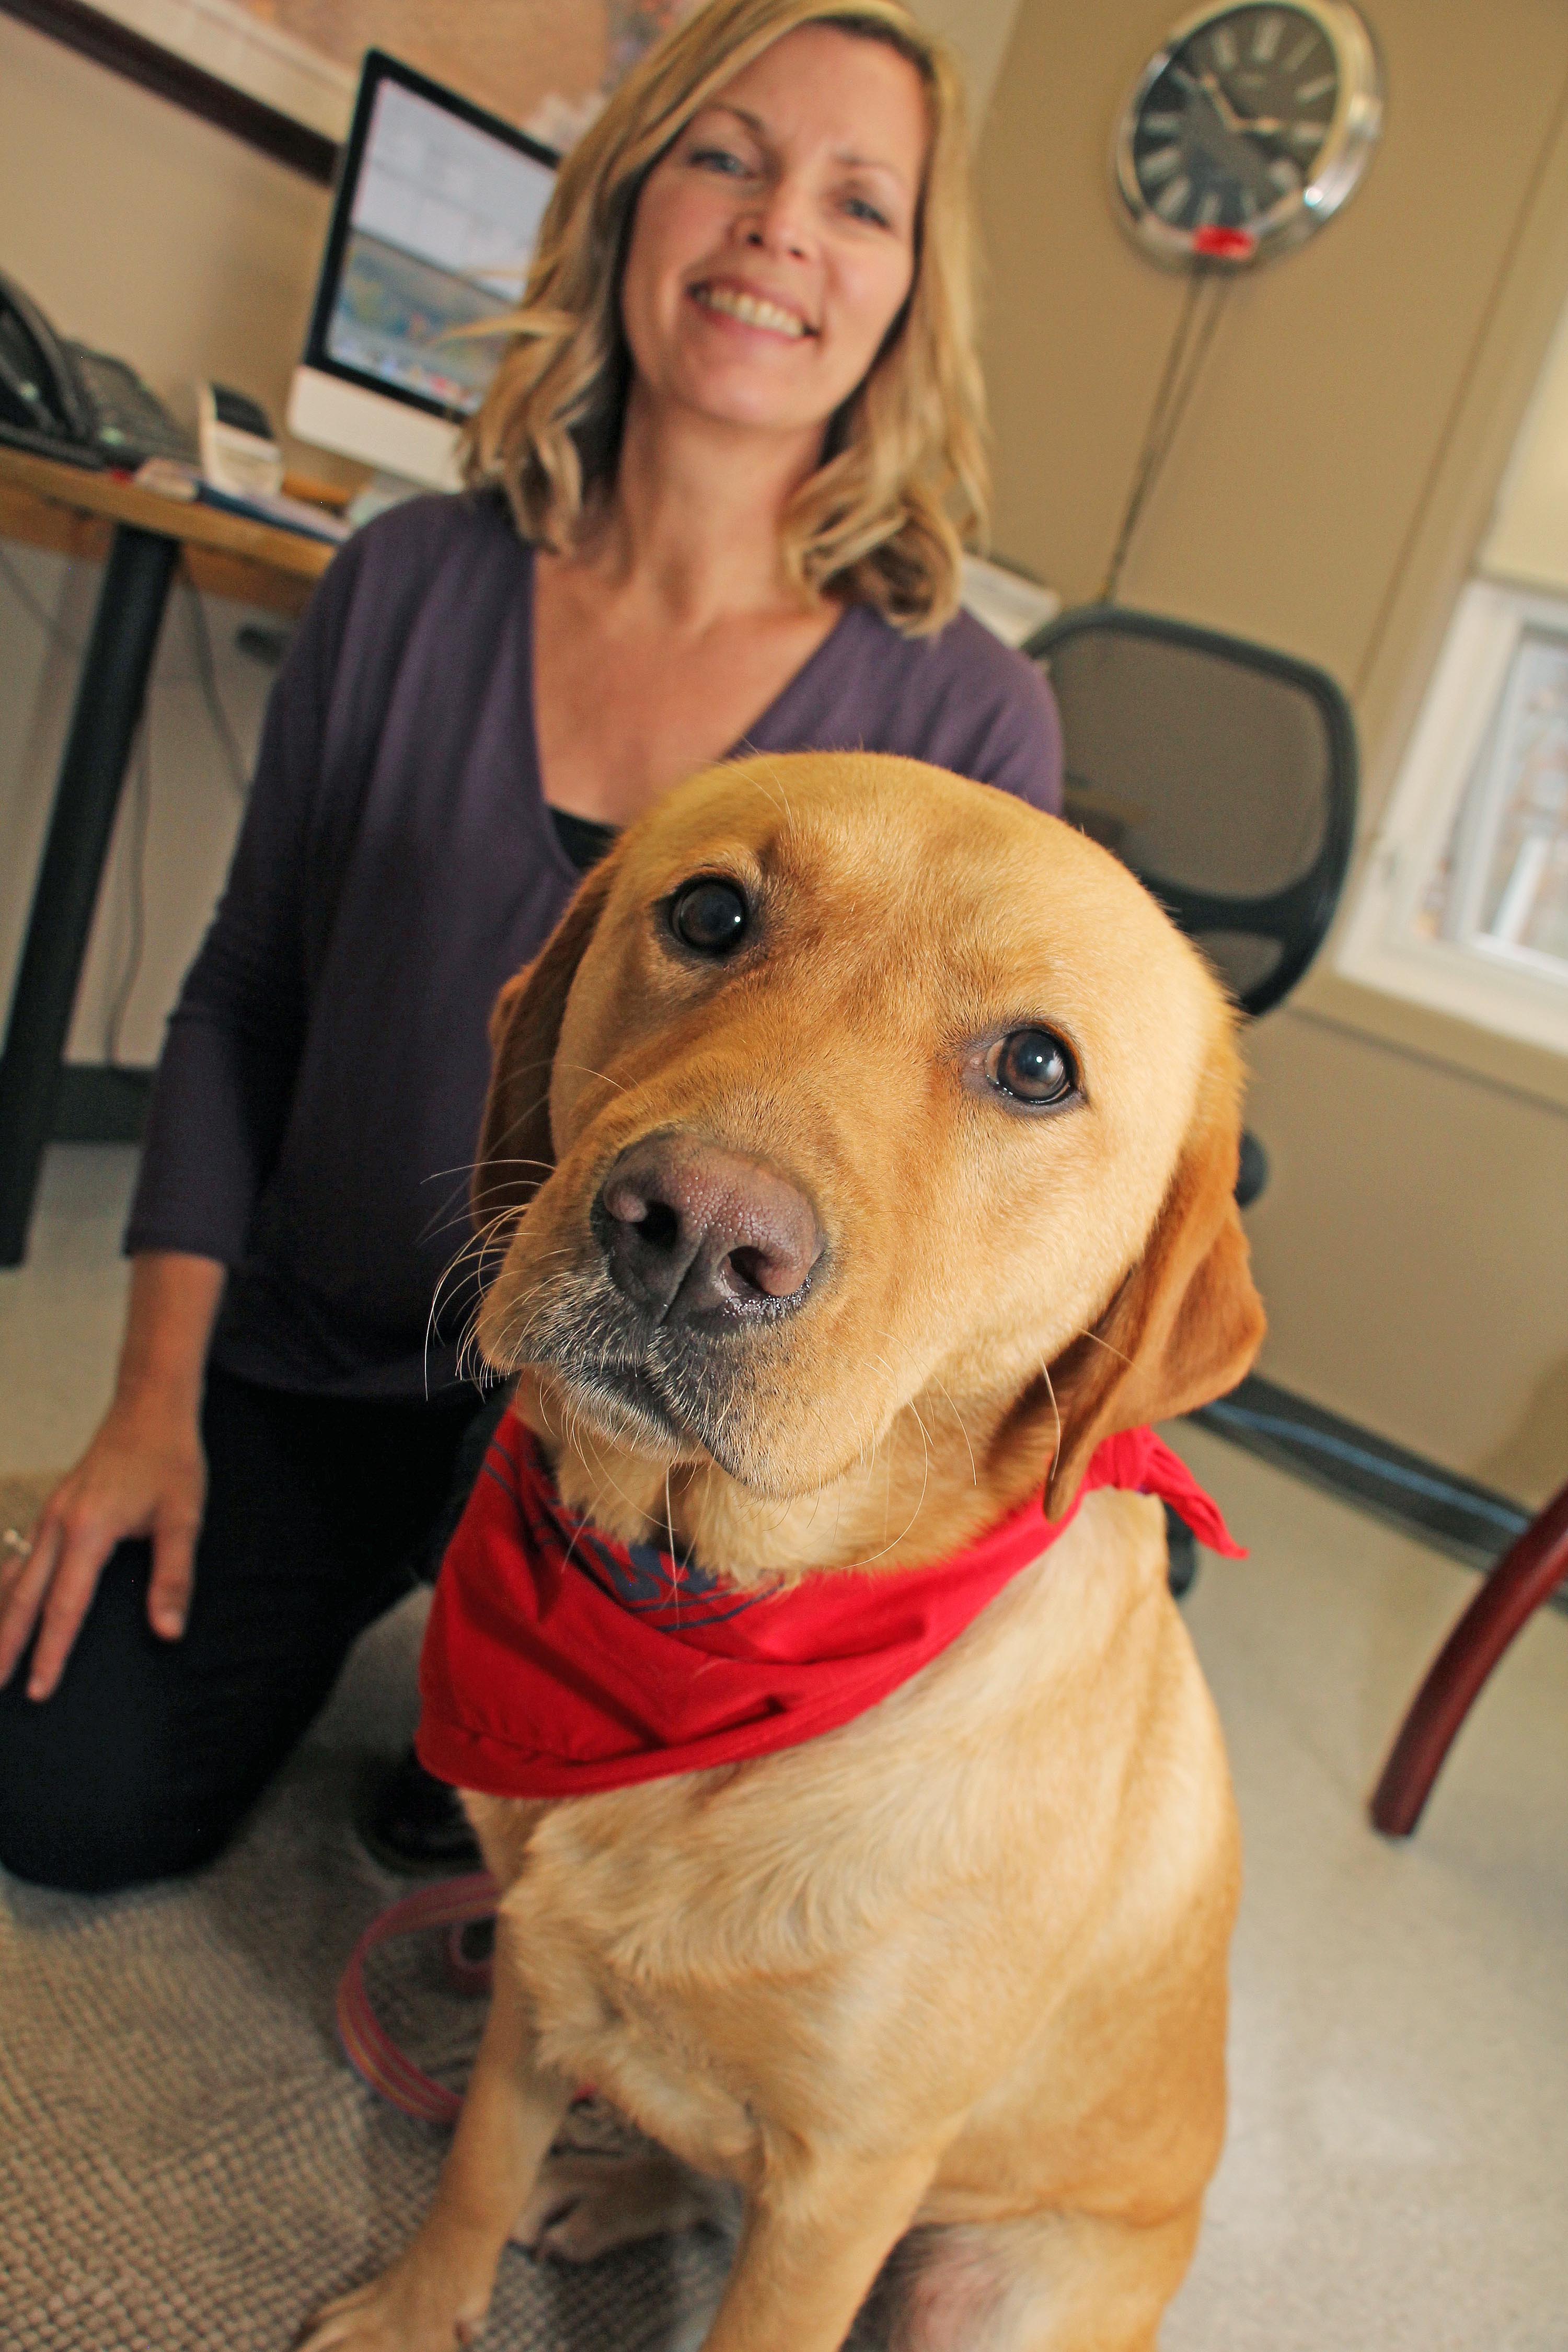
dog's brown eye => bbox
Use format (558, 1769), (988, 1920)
(671, 879), (749, 955)
(988, 1029), (1076, 1106)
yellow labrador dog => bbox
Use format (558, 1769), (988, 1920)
(304, 753), (1263, 2352)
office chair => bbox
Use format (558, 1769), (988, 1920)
(1026, 602), (1358, 1027)
(1024, 602), (1359, 1590)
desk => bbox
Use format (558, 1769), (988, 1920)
(0, 446), (337, 1263)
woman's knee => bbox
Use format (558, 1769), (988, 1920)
(0, 1541), (239, 1895)
(0, 1748), (233, 1893)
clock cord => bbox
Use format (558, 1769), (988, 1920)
(1099, 264), (1234, 604)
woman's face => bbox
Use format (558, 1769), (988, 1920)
(619, 25), (928, 444)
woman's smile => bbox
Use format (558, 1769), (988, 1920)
(687, 277), (817, 340)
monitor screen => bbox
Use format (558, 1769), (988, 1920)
(305, 52), (557, 421)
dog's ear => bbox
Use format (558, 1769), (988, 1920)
(1041, 1059), (1266, 1519)
(471, 850), (624, 1233)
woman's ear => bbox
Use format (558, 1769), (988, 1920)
(471, 850), (624, 1235)
(1039, 1055), (1266, 1520)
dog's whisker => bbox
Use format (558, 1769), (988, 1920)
(422, 1207), (559, 1391)
(837, 1426), (933, 1572)
(929, 1378), (978, 1487)
(552, 1060), (632, 1097)
(570, 1417), (655, 1530)
(421, 1195), (535, 1248)
(1039, 1360), (1064, 1494)
(734, 755), (791, 828)
(421, 1155), (556, 1184)
(663, 1464), (678, 1579)
(1070, 1325), (1133, 1368)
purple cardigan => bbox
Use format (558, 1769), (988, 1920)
(126, 492), (1062, 1397)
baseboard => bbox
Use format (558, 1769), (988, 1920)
(51, 1064), (154, 1143)
(1193, 1373), (1538, 1583)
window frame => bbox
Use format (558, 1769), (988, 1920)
(1336, 574), (1568, 1058)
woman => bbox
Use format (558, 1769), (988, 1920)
(0, 0), (1060, 1893)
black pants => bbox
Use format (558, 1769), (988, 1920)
(0, 1365), (499, 1895)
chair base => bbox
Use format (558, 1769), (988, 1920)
(1235, 1129), (1269, 1209)
(1370, 1477), (1568, 1837)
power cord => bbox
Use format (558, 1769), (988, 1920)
(1, 550), (252, 1073)
(0, 545), (149, 1067)
(1, 550), (252, 795)
(0, 543), (82, 652)
(1099, 266), (1235, 605)
(182, 579), (249, 798)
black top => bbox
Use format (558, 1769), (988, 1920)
(549, 805), (620, 873)
(126, 491), (1064, 1397)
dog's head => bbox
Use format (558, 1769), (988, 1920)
(472, 754), (1262, 1541)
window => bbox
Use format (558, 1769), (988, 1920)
(1338, 577), (1568, 1055)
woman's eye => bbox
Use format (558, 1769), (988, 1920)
(986, 1029), (1077, 1108)
(670, 878), (750, 955)
(843, 193), (892, 228)
(690, 144), (750, 177)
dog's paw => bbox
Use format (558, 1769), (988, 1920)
(295, 2251), (489, 2351)
(513, 2144), (724, 2262)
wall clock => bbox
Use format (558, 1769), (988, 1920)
(1114, 2), (1383, 269)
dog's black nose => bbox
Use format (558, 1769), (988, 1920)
(596, 1137), (823, 1324)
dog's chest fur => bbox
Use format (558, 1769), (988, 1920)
(465, 1493), (1235, 2199)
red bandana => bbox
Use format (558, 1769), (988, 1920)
(416, 1412), (1242, 1801)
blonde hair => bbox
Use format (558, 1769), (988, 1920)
(461, 0), (986, 633)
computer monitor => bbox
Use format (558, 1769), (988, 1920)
(289, 50), (557, 490)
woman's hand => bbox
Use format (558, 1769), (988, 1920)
(0, 1251), (225, 1701)
(0, 1396), (207, 1700)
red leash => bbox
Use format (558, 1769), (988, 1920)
(337, 1873), (497, 2125)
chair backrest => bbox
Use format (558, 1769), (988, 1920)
(1024, 604), (1358, 1018)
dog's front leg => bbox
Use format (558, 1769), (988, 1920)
(299, 1926), (572, 2352)
(701, 2142), (940, 2352)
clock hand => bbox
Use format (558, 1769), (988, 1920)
(1180, 82), (1279, 204)
(1193, 65), (1243, 133)
(1193, 67), (1287, 139)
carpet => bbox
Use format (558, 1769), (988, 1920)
(0, 1583), (735, 2352)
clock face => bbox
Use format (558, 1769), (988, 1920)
(1114, 2), (1383, 267)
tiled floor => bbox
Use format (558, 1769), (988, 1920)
(3, 1146), (1565, 2350)
(0, 1143), (133, 1475)
(1166, 1429), (1567, 2350)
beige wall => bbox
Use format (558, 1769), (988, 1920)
(913, 0), (1023, 124)
(0, 13), (335, 460)
(1482, 291), (1568, 593)
(977, 0), (1568, 1502)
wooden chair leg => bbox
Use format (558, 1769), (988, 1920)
(1370, 1478), (1568, 1837)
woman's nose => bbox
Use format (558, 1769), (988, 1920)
(740, 178), (814, 262)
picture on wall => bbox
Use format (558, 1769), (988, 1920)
(229, 0), (698, 145)
(65, 0), (702, 152)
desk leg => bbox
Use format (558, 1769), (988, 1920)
(0, 523), (179, 1265)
